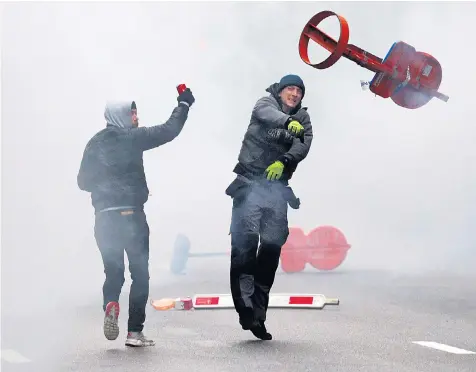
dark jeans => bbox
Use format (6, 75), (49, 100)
(229, 181), (289, 324)
(94, 208), (150, 333)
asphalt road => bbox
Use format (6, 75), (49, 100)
(2, 260), (475, 372)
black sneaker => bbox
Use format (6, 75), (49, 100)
(239, 308), (255, 330)
(250, 322), (272, 341)
(239, 315), (255, 330)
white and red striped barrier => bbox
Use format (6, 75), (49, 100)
(151, 294), (339, 311)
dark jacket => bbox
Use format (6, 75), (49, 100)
(233, 83), (313, 182)
(77, 100), (189, 213)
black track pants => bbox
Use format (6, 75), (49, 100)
(229, 182), (289, 323)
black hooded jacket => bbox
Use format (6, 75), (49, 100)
(77, 100), (189, 213)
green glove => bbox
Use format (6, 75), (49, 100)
(265, 161), (285, 181)
(287, 120), (304, 136)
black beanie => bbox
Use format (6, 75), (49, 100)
(278, 74), (305, 97)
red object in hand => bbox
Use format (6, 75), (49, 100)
(176, 84), (187, 94)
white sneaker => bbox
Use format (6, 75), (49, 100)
(125, 331), (155, 347)
(103, 301), (120, 341)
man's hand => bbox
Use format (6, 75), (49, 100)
(267, 128), (296, 144)
(265, 161), (285, 181)
(177, 88), (195, 107)
(286, 117), (304, 136)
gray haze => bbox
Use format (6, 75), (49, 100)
(1, 1), (475, 317)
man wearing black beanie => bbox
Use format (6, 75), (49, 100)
(226, 74), (314, 340)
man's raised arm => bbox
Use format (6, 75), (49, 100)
(130, 89), (195, 151)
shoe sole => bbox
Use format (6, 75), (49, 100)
(104, 302), (120, 341)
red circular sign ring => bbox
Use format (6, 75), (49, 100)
(298, 10), (350, 70)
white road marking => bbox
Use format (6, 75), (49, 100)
(1, 349), (31, 363)
(412, 341), (476, 355)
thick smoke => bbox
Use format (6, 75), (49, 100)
(1, 2), (474, 321)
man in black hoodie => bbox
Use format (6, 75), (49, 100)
(77, 88), (195, 347)
(226, 75), (313, 340)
